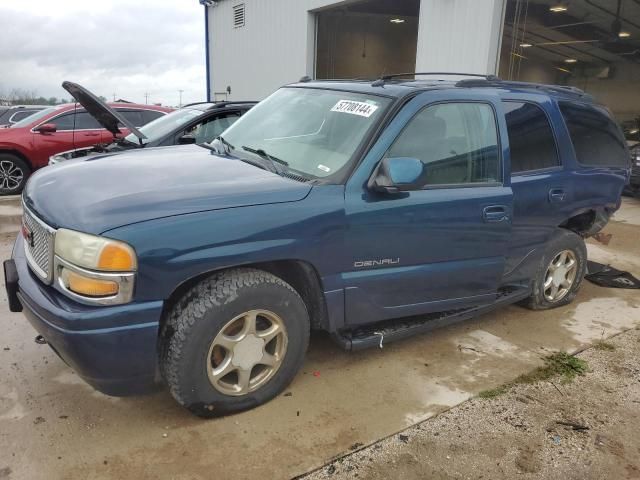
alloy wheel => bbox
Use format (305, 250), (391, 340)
(206, 309), (288, 396)
(543, 250), (578, 302)
(0, 160), (24, 192)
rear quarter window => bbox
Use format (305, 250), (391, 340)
(559, 102), (629, 168)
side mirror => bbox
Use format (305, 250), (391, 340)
(35, 123), (57, 134)
(178, 133), (197, 145)
(368, 157), (425, 194)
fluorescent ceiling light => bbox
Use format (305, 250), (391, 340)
(550, 4), (568, 12)
(556, 67), (572, 73)
(390, 18), (405, 24)
(520, 43), (533, 48)
(511, 52), (528, 59)
(619, 31), (631, 38)
(564, 58), (578, 63)
(630, 129), (639, 134)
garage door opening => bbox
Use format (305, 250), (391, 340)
(315, 0), (420, 80)
(499, 0), (640, 142)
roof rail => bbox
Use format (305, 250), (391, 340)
(455, 78), (588, 98)
(372, 72), (499, 87)
(182, 100), (256, 109)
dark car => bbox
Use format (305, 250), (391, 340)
(0, 105), (48, 128)
(49, 101), (256, 165)
(0, 82), (172, 195)
(5, 73), (630, 417)
(628, 142), (640, 195)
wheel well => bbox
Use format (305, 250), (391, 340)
(160, 260), (329, 332)
(559, 209), (610, 237)
(0, 149), (33, 171)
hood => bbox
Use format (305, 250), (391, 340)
(24, 145), (312, 234)
(62, 81), (146, 141)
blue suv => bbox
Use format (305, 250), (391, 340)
(4, 73), (630, 417)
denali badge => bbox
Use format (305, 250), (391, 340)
(354, 258), (400, 268)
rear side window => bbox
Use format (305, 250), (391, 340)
(387, 102), (501, 187)
(10, 110), (40, 123)
(117, 110), (144, 127)
(559, 102), (629, 167)
(141, 109), (165, 124)
(503, 102), (559, 174)
(53, 112), (102, 130)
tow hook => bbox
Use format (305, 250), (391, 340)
(34, 335), (47, 345)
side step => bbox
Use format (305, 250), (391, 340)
(332, 287), (531, 351)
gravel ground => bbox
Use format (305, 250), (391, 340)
(303, 327), (640, 480)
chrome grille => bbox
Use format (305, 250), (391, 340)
(22, 205), (55, 283)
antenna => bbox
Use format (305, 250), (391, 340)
(178, 90), (184, 108)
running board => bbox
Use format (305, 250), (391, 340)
(332, 287), (531, 351)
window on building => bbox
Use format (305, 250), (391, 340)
(52, 112), (101, 130)
(559, 102), (629, 167)
(503, 101), (559, 174)
(386, 102), (501, 187)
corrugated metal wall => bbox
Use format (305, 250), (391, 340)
(416, 0), (506, 75)
(208, 0), (506, 100)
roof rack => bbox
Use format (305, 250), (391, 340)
(371, 72), (499, 87)
(182, 100), (256, 109)
(455, 78), (588, 97)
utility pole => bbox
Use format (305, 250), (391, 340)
(178, 89), (184, 108)
(144, 92), (150, 104)
(112, 93), (116, 102)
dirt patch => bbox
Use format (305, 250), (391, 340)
(303, 327), (640, 480)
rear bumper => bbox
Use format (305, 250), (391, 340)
(8, 235), (164, 396)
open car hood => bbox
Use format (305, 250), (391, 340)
(62, 81), (146, 141)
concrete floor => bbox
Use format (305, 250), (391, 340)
(0, 198), (639, 480)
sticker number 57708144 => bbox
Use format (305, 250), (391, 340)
(331, 100), (379, 118)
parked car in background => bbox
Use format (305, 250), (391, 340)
(50, 99), (256, 165)
(5, 74), (630, 417)
(0, 105), (48, 128)
(0, 84), (172, 194)
(628, 142), (640, 196)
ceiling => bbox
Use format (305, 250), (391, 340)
(504, 0), (640, 66)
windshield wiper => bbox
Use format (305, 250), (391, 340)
(207, 135), (235, 156)
(241, 146), (288, 175)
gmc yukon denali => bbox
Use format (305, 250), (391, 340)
(4, 74), (631, 417)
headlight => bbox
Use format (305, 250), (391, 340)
(54, 229), (136, 304)
(55, 229), (136, 271)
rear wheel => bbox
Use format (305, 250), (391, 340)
(160, 268), (310, 417)
(0, 154), (30, 195)
(522, 229), (587, 310)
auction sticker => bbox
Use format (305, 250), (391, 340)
(331, 100), (379, 118)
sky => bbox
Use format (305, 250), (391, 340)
(0, 0), (206, 107)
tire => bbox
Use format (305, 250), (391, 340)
(522, 229), (587, 311)
(0, 154), (30, 195)
(160, 268), (310, 417)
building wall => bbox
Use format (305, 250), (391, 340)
(207, 0), (506, 100)
(416, 0), (506, 75)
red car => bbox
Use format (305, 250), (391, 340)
(0, 92), (172, 194)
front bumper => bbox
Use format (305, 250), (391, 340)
(6, 235), (164, 396)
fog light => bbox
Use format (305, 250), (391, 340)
(60, 268), (119, 297)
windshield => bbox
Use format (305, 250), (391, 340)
(221, 87), (392, 179)
(125, 108), (202, 144)
(11, 107), (58, 128)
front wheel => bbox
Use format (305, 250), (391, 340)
(160, 268), (310, 417)
(0, 154), (30, 195)
(522, 229), (587, 310)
